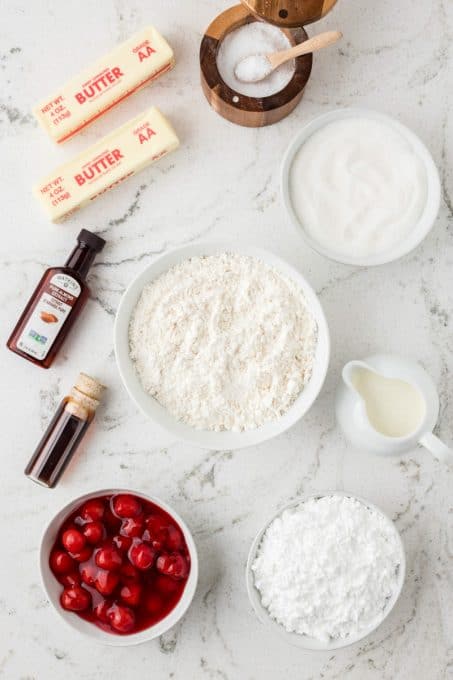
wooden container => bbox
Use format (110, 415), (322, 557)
(200, 1), (338, 127)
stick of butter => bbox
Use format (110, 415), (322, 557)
(34, 107), (179, 222)
(33, 26), (174, 144)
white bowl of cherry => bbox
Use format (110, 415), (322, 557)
(40, 489), (198, 645)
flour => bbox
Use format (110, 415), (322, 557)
(129, 253), (317, 431)
(252, 495), (403, 641)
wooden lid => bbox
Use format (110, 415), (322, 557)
(239, 0), (338, 27)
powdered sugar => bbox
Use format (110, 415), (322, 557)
(129, 253), (317, 432)
(252, 495), (403, 641)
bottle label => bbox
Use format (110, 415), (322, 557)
(16, 273), (81, 360)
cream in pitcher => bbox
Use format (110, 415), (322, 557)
(350, 366), (426, 438)
(336, 354), (453, 463)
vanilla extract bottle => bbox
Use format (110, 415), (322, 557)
(25, 373), (105, 488)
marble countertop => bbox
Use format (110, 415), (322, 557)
(1, 1), (452, 678)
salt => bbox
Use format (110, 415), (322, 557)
(217, 22), (295, 98)
(234, 54), (272, 83)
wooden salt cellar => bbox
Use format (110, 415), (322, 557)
(199, 0), (338, 128)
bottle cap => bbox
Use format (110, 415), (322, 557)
(77, 229), (106, 253)
(68, 374), (105, 417)
(75, 373), (106, 401)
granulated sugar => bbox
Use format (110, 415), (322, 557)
(216, 22), (295, 97)
(252, 495), (403, 641)
(129, 253), (317, 432)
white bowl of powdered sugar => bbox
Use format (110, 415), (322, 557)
(114, 242), (329, 449)
(246, 492), (405, 650)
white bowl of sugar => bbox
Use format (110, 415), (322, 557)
(114, 242), (330, 450)
(246, 492), (405, 650)
(282, 108), (441, 266)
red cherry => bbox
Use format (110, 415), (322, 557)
(80, 563), (98, 587)
(95, 570), (120, 596)
(166, 525), (184, 551)
(109, 604), (136, 634)
(62, 528), (86, 554)
(154, 574), (179, 595)
(61, 572), (81, 588)
(120, 516), (144, 538)
(103, 505), (121, 530)
(71, 546), (93, 562)
(120, 563), (140, 582)
(94, 599), (113, 623)
(113, 534), (132, 553)
(95, 545), (123, 571)
(145, 592), (163, 613)
(60, 586), (91, 612)
(112, 494), (142, 519)
(144, 515), (168, 550)
(156, 553), (188, 580)
(50, 550), (75, 575)
(81, 499), (105, 522)
(120, 581), (142, 607)
(83, 521), (105, 545)
(128, 542), (155, 570)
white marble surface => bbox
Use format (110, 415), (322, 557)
(1, 1), (452, 678)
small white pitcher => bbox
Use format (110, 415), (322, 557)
(336, 354), (452, 463)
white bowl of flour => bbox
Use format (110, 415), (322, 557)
(114, 242), (329, 449)
(246, 492), (405, 649)
(282, 108), (441, 266)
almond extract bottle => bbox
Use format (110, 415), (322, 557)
(7, 229), (105, 368)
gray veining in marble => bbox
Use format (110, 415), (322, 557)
(1, 0), (452, 678)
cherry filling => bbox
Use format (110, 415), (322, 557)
(49, 494), (191, 635)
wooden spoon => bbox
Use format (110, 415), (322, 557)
(234, 30), (342, 83)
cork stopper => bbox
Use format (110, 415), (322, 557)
(66, 373), (106, 418)
(75, 373), (106, 401)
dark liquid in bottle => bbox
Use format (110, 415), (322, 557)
(25, 399), (91, 488)
(7, 229), (105, 369)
